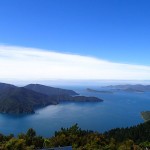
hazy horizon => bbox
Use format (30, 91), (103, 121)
(1, 79), (150, 87)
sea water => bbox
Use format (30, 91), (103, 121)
(0, 86), (149, 137)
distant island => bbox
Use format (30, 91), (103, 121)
(86, 84), (150, 94)
(0, 83), (103, 114)
(102, 84), (150, 93)
(141, 111), (150, 122)
(87, 88), (113, 94)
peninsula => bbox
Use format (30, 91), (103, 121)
(0, 83), (103, 114)
(87, 88), (113, 94)
(141, 111), (150, 122)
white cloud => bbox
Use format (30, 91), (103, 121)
(0, 45), (150, 81)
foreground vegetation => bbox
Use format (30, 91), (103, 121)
(0, 121), (150, 150)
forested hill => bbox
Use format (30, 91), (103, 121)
(24, 84), (78, 96)
(0, 86), (58, 114)
(0, 83), (103, 114)
(0, 83), (16, 91)
(0, 121), (149, 150)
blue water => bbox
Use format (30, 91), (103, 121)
(0, 87), (150, 137)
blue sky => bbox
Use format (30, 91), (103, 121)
(0, 0), (150, 65)
(0, 0), (150, 82)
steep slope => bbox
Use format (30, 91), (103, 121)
(0, 83), (16, 91)
(24, 84), (78, 96)
(0, 87), (58, 114)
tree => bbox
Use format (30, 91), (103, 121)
(26, 128), (36, 146)
(4, 138), (26, 150)
(26, 128), (36, 138)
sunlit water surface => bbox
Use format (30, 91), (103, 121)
(0, 87), (150, 137)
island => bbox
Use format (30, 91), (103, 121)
(87, 88), (113, 94)
(0, 83), (103, 114)
(141, 111), (150, 122)
(102, 84), (150, 93)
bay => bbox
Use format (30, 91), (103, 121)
(0, 86), (150, 137)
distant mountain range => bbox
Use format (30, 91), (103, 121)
(0, 83), (103, 114)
